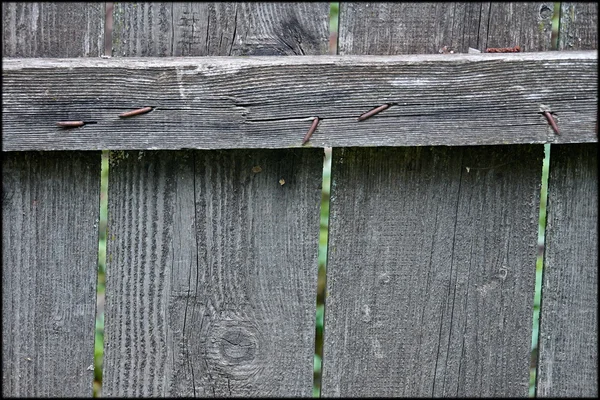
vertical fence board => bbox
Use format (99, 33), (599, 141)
(536, 4), (598, 396)
(2, 2), (104, 57)
(559, 2), (598, 50)
(536, 144), (598, 397)
(323, 146), (542, 396)
(2, 153), (100, 397)
(103, 3), (329, 396)
(112, 2), (329, 56)
(103, 150), (323, 396)
(337, 2), (554, 55)
(1, 2), (102, 397)
(537, 144), (598, 397)
(323, 2), (550, 396)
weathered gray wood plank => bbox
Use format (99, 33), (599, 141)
(112, 2), (330, 57)
(322, 146), (542, 396)
(2, 2), (104, 57)
(102, 149), (323, 396)
(535, 4), (598, 396)
(103, 3), (328, 396)
(338, 2), (555, 55)
(2, 52), (597, 151)
(322, 2), (552, 396)
(2, 152), (100, 397)
(559, 3), (598, 50)
(2, 2), (102, 397)
(536, 145), (598, 397)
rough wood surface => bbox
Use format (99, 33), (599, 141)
(1, 2), (104, 57)
(2, 51), (597, 151)
(321, 2), (554, 397)
(559, 3), (598, 50)
(535, 5), (598, 396)
(102, 149), (323, 396)
(536, 145), (598, 397)
(338, 2), (556, 55)
(112, 2), (330, 56)
(322, 146), (542, 396)
(1, 2), (101, 397)
(102, 3), (328, 396)
(2, 152), (100, 397)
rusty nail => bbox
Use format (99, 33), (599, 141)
(119, 106), (153, 118)
(486, 45), (521, 53)
(56, 121), (85, 128)
(542, 111), (560, 135)
(302, 117), (320, 144)
(358, 104), (390, 121)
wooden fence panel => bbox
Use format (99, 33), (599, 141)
(323, 146), (543, 397)
(537, 4), (598, 396)
(536, 144), (598, 397)
(1, 3), (102, 397)
(112, 2), (329, 57)
(2, 2), (104, 57)
(102, 150), (323, 396)
(559, 2), (598, 50)
(322, 2), (551, 396)
(2, 153), (100, 397)
(337, 2), (554, 55)
(102, 3), (329, 396)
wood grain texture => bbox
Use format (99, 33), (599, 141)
(559, 3), (598, 50)
(535, 5), (598, 396)
(337, 2), (556, 55)
(2, 152), (100, 397)
(536, 144), (598, 397)
(322, 2), (552, 397)
(1, 2), (102, 397)
(321, 146), (542, 396)
(1, 2), (104, 57)
(112, 2), (329, 56)
(102, 149), (323, 396)
(2, 52), (597, 151)
(102, 4), (328, 396)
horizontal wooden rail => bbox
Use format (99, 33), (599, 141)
(2, 51), (597, 151)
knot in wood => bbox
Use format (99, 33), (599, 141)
(206, 316), (265, 381)
(220, 328), (256, 363)
(539, 4), (552, 19)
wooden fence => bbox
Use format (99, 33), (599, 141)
(2, 2), (597, 397)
